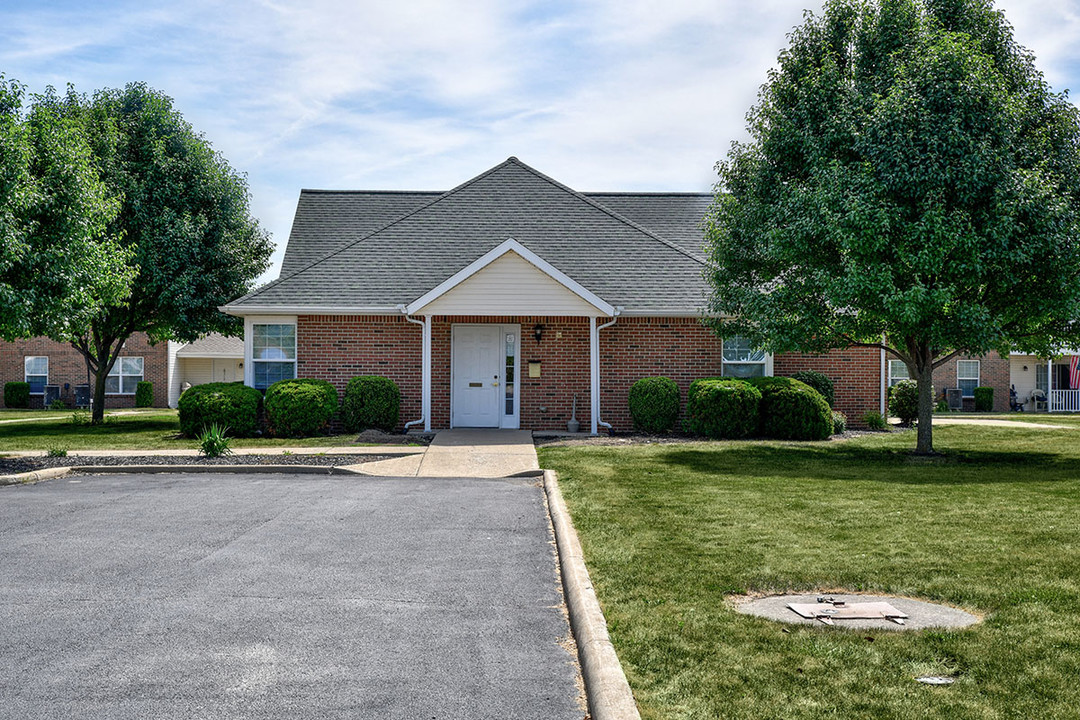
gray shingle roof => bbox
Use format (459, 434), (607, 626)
(176, 333), (244, 357)
(232, 158), (711, 314)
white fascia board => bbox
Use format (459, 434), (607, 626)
(405, 238), (616, 316)
(175, 351), (245, 359)
(220, 305), (399, 317)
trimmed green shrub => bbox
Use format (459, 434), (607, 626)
(48, 398), (67, 411)
(974, 386), (994, 412)
(746, 376), (832, 440)
(684, 378), (761, 439)
(265, 378), (339, 437)
(628, 376), (681, 433)
(4, 381), (30, 409)
(832, 410), (847, 435)
(687, 377), (725, 404)
(935, 399), (950, 413)
(790, 370), (836, 408)
(888, 379), (922, 425)
(177, 382), (263, 438)
(862, 410), (888, 430)
(135, 381), (154, 408)
(342, 376), (401, 432)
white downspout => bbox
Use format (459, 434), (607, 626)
(591, 310), (621, 434)
(400, 307), (431, 431)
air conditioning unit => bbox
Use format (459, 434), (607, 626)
(74, 384), (91, 409)
(43, 384), (61, 407)
(945, 388), (963, 411)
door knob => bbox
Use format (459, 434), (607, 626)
(492, 381), (500, 387)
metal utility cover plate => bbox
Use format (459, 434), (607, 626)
(788, 601), (908, 621)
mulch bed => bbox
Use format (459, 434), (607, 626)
(0, 454), (395, 475)
(534, 429), (889, 448)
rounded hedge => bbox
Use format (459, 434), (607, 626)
(135, 381), (154, 408)
(888, 379), (921, 425)
(265, 378), (339, 437)
(790, 370), (835, 408)
(974, 386), (994, 412)
(684, 378), (761, 439)
(628, 376), (680, 433)
(177, 382), (263, 438)
(746, 376), (832, 440)
(342, 376), (401, 432)
(4, 381), (30, 409)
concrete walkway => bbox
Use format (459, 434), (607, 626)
(361, 429), (539, 478)
(932, 417), (1075, 430)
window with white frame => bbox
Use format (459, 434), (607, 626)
(722, 336), (767, 378)
(957, 360), (980, 398)
(24, 356), (48, 394)
(252, 323), (296, 389)
(888, 360), (910, 386)
(106, 357), (144, 394)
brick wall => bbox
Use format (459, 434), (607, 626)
(0, 333), (169, 408)
(773, 347), (883, 425)
(297, 315), (424, 427)
(292, 314), (891, 432)
(932, 352), (1010, 411)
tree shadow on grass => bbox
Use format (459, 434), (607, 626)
(655, 443), (1076, 486)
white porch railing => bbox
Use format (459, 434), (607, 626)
(1050, 389), (1080, 412)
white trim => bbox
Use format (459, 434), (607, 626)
(406, 238), (615, 316)
(24, 355), (48, 395)
(222, 305), (397, 317)
(244, 315), (297, 388)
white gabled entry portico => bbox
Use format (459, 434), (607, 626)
(401, 238), (619, 432)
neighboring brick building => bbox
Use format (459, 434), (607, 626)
(0, 333), (169, 409)
(220, 157), (1006, 433)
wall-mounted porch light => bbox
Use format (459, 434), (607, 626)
(533, 323), (544, 344)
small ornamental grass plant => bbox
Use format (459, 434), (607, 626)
(629, 376), (681, 433)
(197, 423), (233, 458)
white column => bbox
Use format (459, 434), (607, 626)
(1048, 358), (1054, 412)
(423, 316), (432, 431)
(590, 316), (599, 435)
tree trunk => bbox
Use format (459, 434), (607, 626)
(91, 363), (110, 424)
(915, 349), (935, 455)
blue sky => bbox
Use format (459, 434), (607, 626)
(3, 0), (1079, 284)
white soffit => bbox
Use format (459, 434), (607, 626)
(406, 238), (615, 316)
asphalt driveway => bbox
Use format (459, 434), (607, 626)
(0, 473), (582, 719)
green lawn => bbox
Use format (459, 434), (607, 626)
(0, 410), (365, 452)
(941, 412), (1080, 427)
(540, 426), (1080, 719)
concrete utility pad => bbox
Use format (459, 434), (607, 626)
(735, 593), (981, 631)
(0, 473), (581, 719)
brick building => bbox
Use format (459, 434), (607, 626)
(0, 334), (169, 409)
(221, 157), (1010, 432)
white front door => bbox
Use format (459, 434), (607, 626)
(452, 325), (505, 428)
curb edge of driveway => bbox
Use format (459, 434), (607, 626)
(0, 465), (72, 486)
(0, 465), (367, 484)
(543, 468), (641, 720)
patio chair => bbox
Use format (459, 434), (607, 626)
(1030, 389), (1048, 412)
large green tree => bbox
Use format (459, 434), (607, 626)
(0, 76), (131, 339)
(705, 0), (1080, 453)
(34, 83), (273, 422)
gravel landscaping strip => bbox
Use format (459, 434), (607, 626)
(0, 454), (393, 475)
